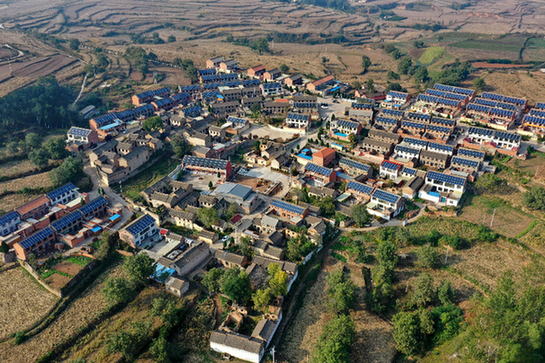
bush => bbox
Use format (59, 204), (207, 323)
(416, 244), (440, 269)
(524, 187), (545, 210)
(312, 314), (355, 363)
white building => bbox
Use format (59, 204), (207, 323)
(418, 171), (466, 206)
(285, 112), (310, 129)
(367, 189), (404, 220)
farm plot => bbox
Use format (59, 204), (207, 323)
(0, 160), (37, 178)
(0, 170), (53, 193)
(0, 261), (123, 362)
(0, 267), (58, 339)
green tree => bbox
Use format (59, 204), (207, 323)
(392, 311), (423, 356)
(416, 244), (440, 269)
(102, 277), (134, 305)
(69, 38), (80, 50)
(279, 64), (290, 73)
(220, 269), (252, 304)
(28, 148), (50, 168)
(167, 35), (177, 43)
(0, 241), (8, 253)
(252, 288), (272, 311)
(475, 174), (508, 194)
(202, 268), (225, 293)
(413, 40), (425, 48)
(197, 207), (219, 228)
(398, 57), (413, 75)
(377, 239), (398, 271)
(473, 77), (486, 91)
(387, 70), (400, 80)
(312, 314), (355, 363)
(438, 234), (467, 250)
(408, 273), (436, 308)
(143, 115), (163, 131)
(268, 264), (289, 296)
(50, 156), (84, 186)
(326, 269), (356, 313)
(365, 78), (376, 94)
(361, 55), (372, 74)
(286, 234), (314, 262)
(25, 133), (42, 150)
(351, 204), (371, 227)
(106, 330), (135, 359)
(413, 65), (429, 83)
(44, 137), (67, 160)
(123, 253), (155, 286)
(524, 187), (545, 210)
(437, 280), (455, 305)
(171, 136), (191, 159)
(149, 335), (169, 363)
(316, 197), (336, 217)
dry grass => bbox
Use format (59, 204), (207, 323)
(0, 160), (37, 178)
(0, 193), (42, 213)
(0, 267), (59, 339)
(0, 171), (53, 193)
(0, 261), (123, 363)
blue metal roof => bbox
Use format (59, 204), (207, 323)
(19, 227), (54, 249)
(271, 199), (305, 215)
(0, 211), (20, 226)
(126, 214), (156, 236)
(347, 181), (373, 195)
(47, 183), (78, 201)
(372, 189), (400, 204)
(427, 171), (466, 186)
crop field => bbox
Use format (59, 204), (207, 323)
(418, 46), (445, 65)
(0, 261), (123, 362)
(0, 170), (53, 193)
(0, 160), (38, 178)
(0, 267), (58, 339)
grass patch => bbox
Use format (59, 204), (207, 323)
(331, 252), (347, 262)
(65, 256), (93, 266)
(449, 35), (526, 53)
(418, 46), (445, 64)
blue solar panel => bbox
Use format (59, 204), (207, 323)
(401, 121), (427, 130)
(183, 105), (202, 117)
(494, 130), (521, 141)
(352, 103), (373, 110)
(339, 158), (371, 172)
(382, 160), (404, 170)
(523, 115), (545, 126)
(380, 109), (404, 118)
(451, 156), (479, 168)
(433, 84), (474, 96)
(68, 127), (92, 137)
(227, 116), (248, 124)
(79, 197), (108, 217)
(263, 82), (281, 90)
(403, 137), (428, 147)
(407, 112), (431, 122)
(335, 119), (360, 129)
(126, 214), (156, 235)
(93, 113), (118, 127)
(427, 125), (451, 133)
(430, 117), (456, 127)
(0, 211), (20, 226)
(427, 171), (465, 186)
(183, 155), (228, 170)
(402, 167), (417, 176)
(375, 116), (397, 125)
(387, 91), (408, 99)
(530, 109), (545, 118)
(135, 87), (170, 100)
(481, 92), (525, 105)
(19, 227), (54, 249)
(426, 89), (467, 101)
(287, 113), (309, 121)
(271, 199), (305, 215)
(372, 189), (400, 204)
(347, 181), (373, 195)
(243, 79), (261, 87)
(305, 163), (334, 176)
(427, 142), (454, 153)
(395, 145), (420, 155)
(468, 127), (494, 137)
(51, 210), (83, 232)
(536, 102), (545, 110)
(198, 69), (216, 76)
(47, 183), (77, 202)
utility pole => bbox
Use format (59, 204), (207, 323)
(490, 207), (496, 229)
(271, 346), (276, 363)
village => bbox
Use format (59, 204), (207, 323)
(1, 54), (545, 363)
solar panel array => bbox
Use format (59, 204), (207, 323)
(530, 109), (545, 118)
(335, 119), (360, 129)
(262, 82), (281, 90)
(347, 181), (373, 195)
(468, 126), (494, 137)
(381, 160), (404, 170)
(481, 92), (526, 106)
(126, 214), (156, 235)
(403, 137), (428, 148)
(536, 102), (545, 110)
(451, 156), (479, 168)
(473, 98), (518, 111)
(227, 116), (248, 124)
(68, 127), (92, 137)
(339, 157), (371, 172)
(427, 125), (452, 134)
(402, 167), (417, 176)
(494, 130), (521, 142)
(79, 197), (108, 216)
(198, 69), (216, 76)
(433, 84), (475, 96)
(0, 211), (20, 226)
(183, 105), (202, 117)
(401, 121), (426, 129)
(287, 112), (310, 121)
(135, 87), (170, 100)
(372, 189), (401, 204)
(457, 148), (485, 159)
(47, 183), (77, 202)
(51, 210), (83, 232)
(116, 104), (154, 122)
(182, 155), (229, 170)
(305, 162), (334, 176)
(417, 94), (461, 107)
(19, 227), (54, 249)
(407, 112), (432, 122)
(202, 74), (239, 83)
(426, 89), (467, 101)
(93, 113), (119, 126)
(430, 117), (456, 127)
(427, 171), (466, 186)
(352, 103), (373, 110)
(271, 199), (305, 215)
(395, 145), (420, 155)
(387, 91), (409, 99)
(523, 115), (545, 127)
(380, 109), (404, 118)
(427, 142), (454, 154)
(375, 116), (398, 125)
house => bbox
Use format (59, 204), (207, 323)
(90, 145), (153, 186)
(348, 103), (374, 124)
(419, 171), (466, 206)
(131, 87), (170, 106)
(206, 56), (225, 69)
(450, 156), (481, 174)
(427, 142), (454, 156)
(141, 177), (193, 208)
(260, 82), (283, 97)
(304, 163), (336, 186)
(211, 101), (240, 116)
(368, 129), (400, 144)
(247, 65), (266, 79)
(210, 331), (265, 363)
(307, 186), (338, 199)
(399, 120), (426, 137)
(219, 59), (239, 73)
(285, 112), (310, 129)
(401, 137), (428, 150)
(312, 147), (336, 167)
(0, 211), (21, 237)
(167, 209), (199, 230)
(261, 100), (290, 115)
(209, 125), (226, 139)
(384, 91), (410, 107)
(457, 148), (485, 161)
(212, 183), (261, 214)
(291, 94), (317, 112)
(16, 195), (50, 220)
(119, 214), (160, 248)
(198, 230), (218, 245)
(346, 180), (374, 201)
(47, 183), (80, 206)
(330, 119), (361, 140)
(173, 241), (211, 276)
(373, 116), (399, 132)
(263, 69), (281, 81)
(367, 189), (404, 220)
(270, 199), (308, 219)
(464, 127), (522, 155)
(284, 74), (304, 87)
(420, 150), (449, 169)
(215, 250), (248, 269)
(165, 276), (189, 297)
(339, 157), (373, 178)
(380, 160), (404, 180)
(66, 127), (99, 148)
(181, 155), (233, 180)
(358, 138), (393, 157)
(393, 145), (420, 164)
(401, 176), (424, 199)
(13, 227), (56, 260)
(306, 75), (335, 93)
